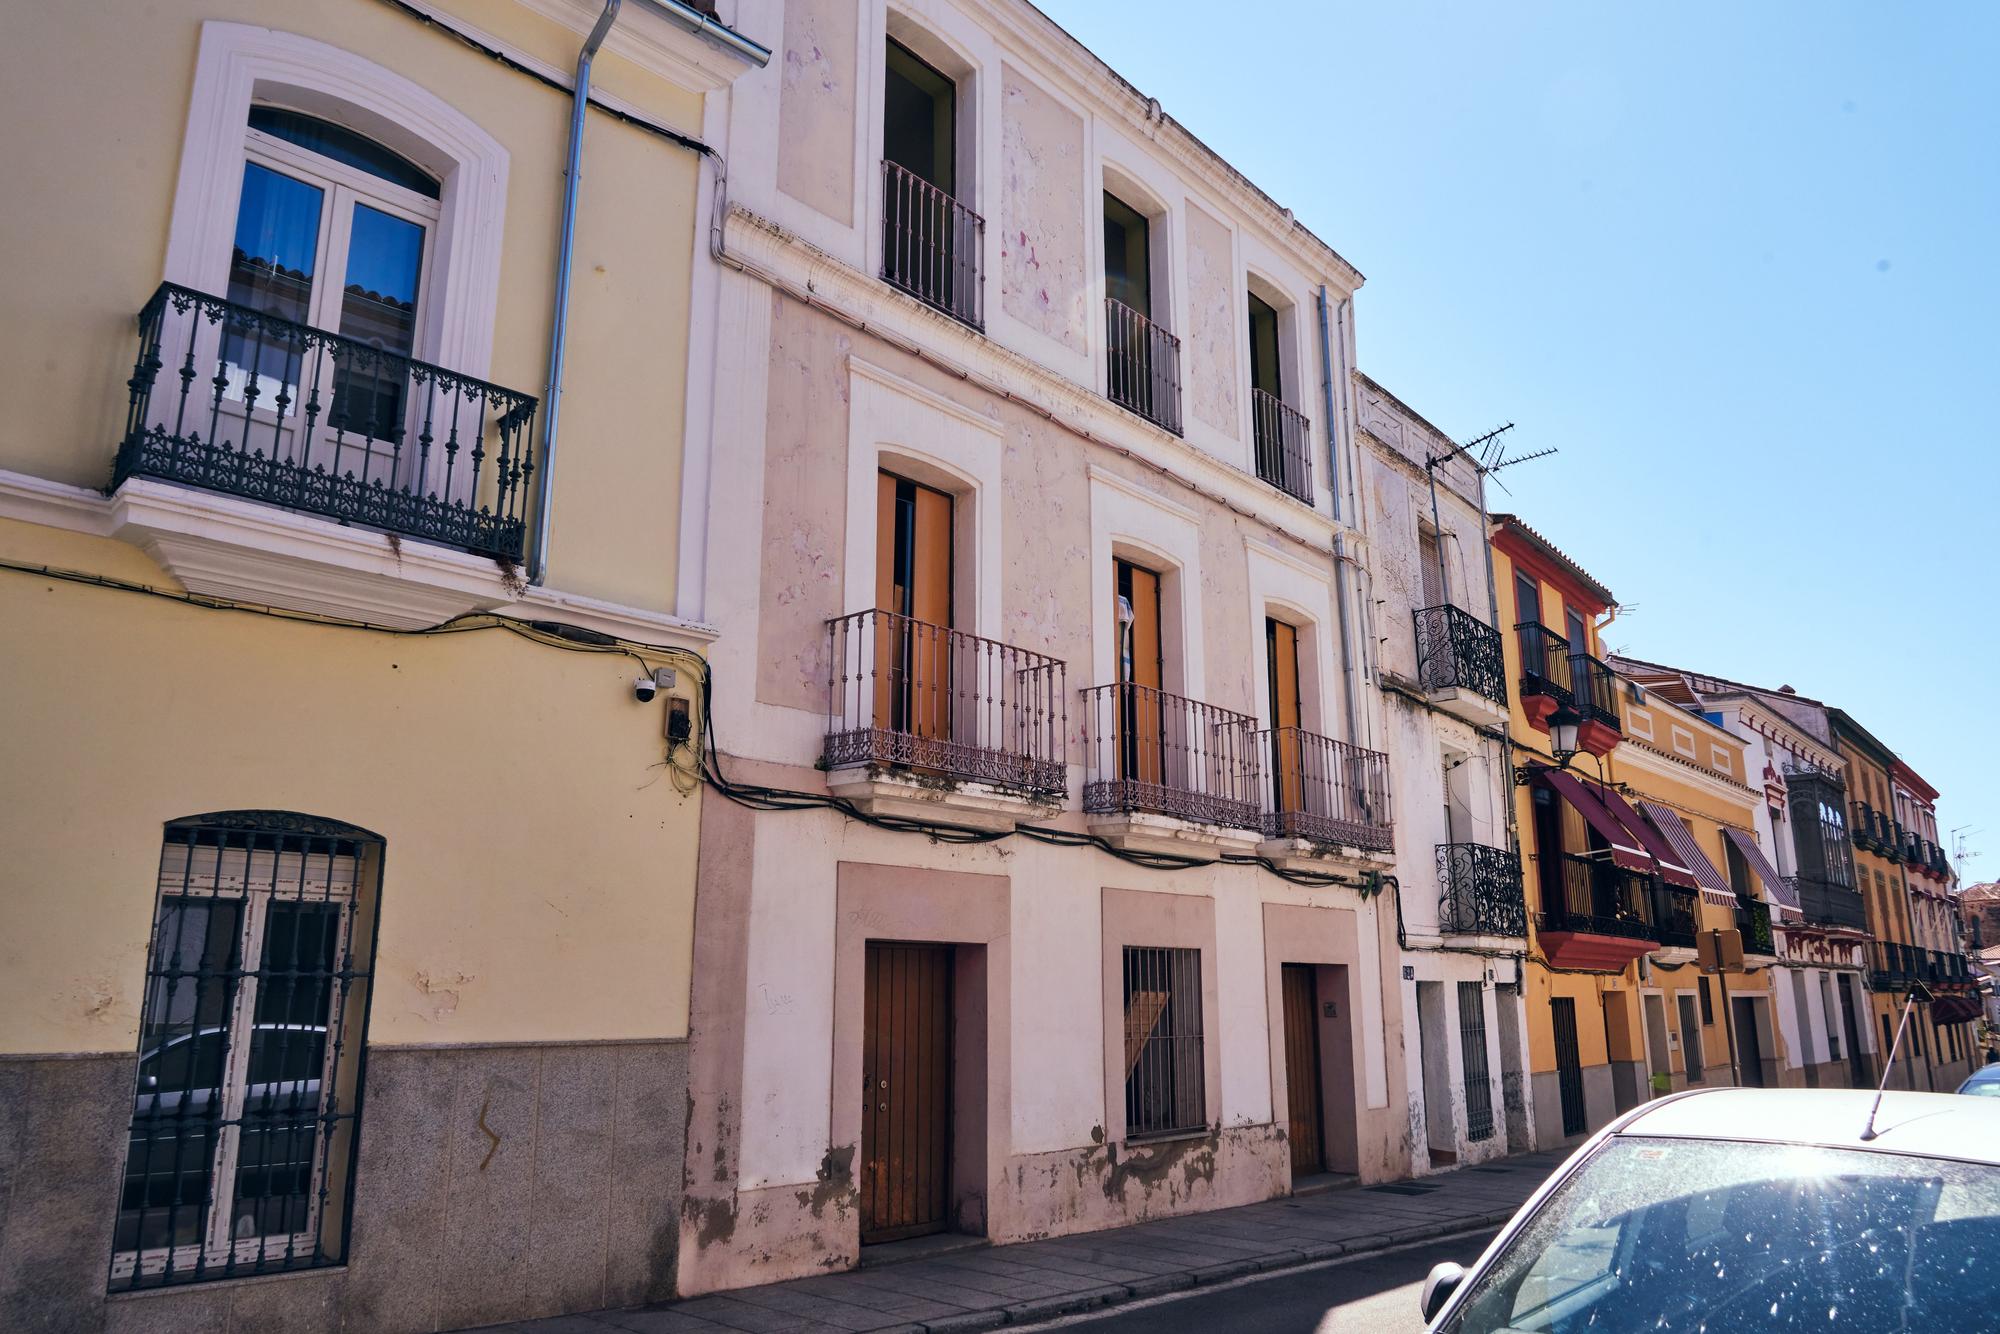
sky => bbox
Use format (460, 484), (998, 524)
(1042, 0), (1998, 880)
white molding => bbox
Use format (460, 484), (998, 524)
(165, 22), (509, 379)
(0, 468), (708, 644)
(1087, 466), (1205, 697)
(1083, 462), (1199, 527)
(1242, 536), (1337, 739)
(0, 471), (117, 537)
(844, 356), (1006, 639)
(515, 0), (771, 92)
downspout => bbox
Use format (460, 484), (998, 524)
(529, 0), (623, 586)
(1316, 285), (1360, 748)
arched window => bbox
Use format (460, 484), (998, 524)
(112, 812), (382, 1290)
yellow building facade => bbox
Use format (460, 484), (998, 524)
(0, 3), (768, 1329)
(1491, 516), (1792, 1149)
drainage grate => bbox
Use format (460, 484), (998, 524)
(1366, 1182), (1444, 1196)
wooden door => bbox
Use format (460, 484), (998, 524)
(1266, 618), (1303, 817)
(1280, 964), (1325, 1176)
(861, 942), (953, 1244)
(876, 472), (953, 740)
(1116, 560), (1163, 787)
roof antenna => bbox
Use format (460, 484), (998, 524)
(1860, 983), (1929, 1141)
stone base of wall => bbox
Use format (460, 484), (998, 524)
(1529, 1065), (1619, 1152)
(0, 1040), (686, 1334)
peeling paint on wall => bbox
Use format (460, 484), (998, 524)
(1001, 64), (1087, 352)
(777, 0), (857, 224)
(1183, 201), (1239, 437)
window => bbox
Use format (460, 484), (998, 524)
(113, 813), (379, 1290)
(1419, 527), (1448, 611)
(1102, 189), (1180, 433)
(1122, 945), (1205, 1139)
(1723, 838), (1754, 899)
(1679, 993), (1705, 1083)
(1459, 982), (1494, 1141)
(880, 36), (978, 324)
(223, 106), (441, 485)
(1115, 558), (1165, 786)
(1247, 290), (1311, 500)
(1699, 976), (1714, 1025)
(1564, 606), (1589, 656)
(1514, 570), (1540, 626)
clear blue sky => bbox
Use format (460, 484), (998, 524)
(1043, 1), (1997, 880)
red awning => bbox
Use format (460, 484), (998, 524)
(1635, 799), (1730, 899)
(1723, 828), (1795, 910)
(1539, 770), (1654, 877)
(1931, 994), (1983, 1026)
(1595, 788), (1702, 891)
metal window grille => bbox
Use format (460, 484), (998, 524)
(1122, 946), (1205, 1140)
(111, 812), (381, 1291)
(1457, 982), (1493, 1142)
(1699, 976), (1714, 1025)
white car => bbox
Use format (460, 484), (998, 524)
(1419, 1087), (2000, 1332)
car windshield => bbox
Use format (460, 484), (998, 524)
(1443, 1136), (2000, 1333)
(1961, 1070), (2000, 1096)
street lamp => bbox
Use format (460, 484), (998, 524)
(1547, 701), (1582, 767)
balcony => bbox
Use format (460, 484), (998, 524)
(1251, 728), (1391, 864)
(880, 160), (983, 330)
(1569, 652), (1623, 754)
(1413, 604), (1507, 727)
(1851, 803), (1879, 853)
(1870, 941), (1915, 992)
(1080, 682), (1259, 853)
(1536, 852), (1669, 970)
(1250, 389), (1313, 505)
(1785, 875), (1869, 931)
(823, 610), (1065, 830)
(1104, 297), (1183, 436)
(1734, 897), (1775, 956)
(1514, 621), (1574, 726)
(1438, 843), (1528, 938)
(119, 283), (538, 561)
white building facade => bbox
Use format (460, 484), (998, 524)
(677, 0), (1425, 1295)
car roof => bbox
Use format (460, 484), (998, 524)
(1612, 1088), (2000, 1165)
(1965, 1064), (2000, 1083)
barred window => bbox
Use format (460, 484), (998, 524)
(112, 813), (381, 1290)
(1122, 945), (1205, 1139)
(1458, 982), (1494, 1142)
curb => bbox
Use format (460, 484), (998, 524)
(918, 1208), (1517, 1332)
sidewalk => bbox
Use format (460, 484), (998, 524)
(487, 1149), (1569, 1334)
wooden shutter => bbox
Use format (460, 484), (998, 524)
(1267, 618), (1302, 814)
(1118, 560), (1163, 786)
(875, 471), (954, 740)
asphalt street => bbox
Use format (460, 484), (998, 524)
(1022, 1229), (1501, 1334)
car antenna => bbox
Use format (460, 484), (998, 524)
(1860, 982), (1931, 1141)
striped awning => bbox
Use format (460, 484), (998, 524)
(1637, 800), (1734, 905)
(1595, 788), (1701, 892)
(1539, 770), (1653, 876)
(1724, 827), (1795, 910)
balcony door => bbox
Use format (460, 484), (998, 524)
(876, 472), (954, 742)
(1116, 559), (1164, 788)
(882, 38), (966, 315)
(216, 109), (441, 495)
(1266, 618), (1304, 817)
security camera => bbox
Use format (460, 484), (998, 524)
(633, 676), (659, 704)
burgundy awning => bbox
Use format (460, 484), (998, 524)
(1538, 770), (1654, 877)
(1931, 994), (1982, 1026)
(1636, 799), (1732, 902)
(1724, 828), (1795, 909)
(1596, 788), (1702, 891)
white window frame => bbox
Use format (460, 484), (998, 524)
(113, 845), (361, 1283)
(163, 21), (508, 381)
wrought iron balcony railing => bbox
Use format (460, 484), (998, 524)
(1250, 728), (1391, 850)
(1515, 621), (1575, 703)
(1785, 875), (1868, 931)
(1080, 683), (1258, 829)
(1104, 297), (1183, 435)
(1438, 843), (1527, 937)
(1870, 940), (1915, 991)
(1570, 652), (1622, 733)
(880, 160), (983, 329)
(1734, 897), (1775, 955)
(1413, 604), (1507, 706)
(119, 283), (538, 560)
(823, 609), (1065, 800)
(1539, 852), (1657, 941)
(1648, 881), (1699, 948)
(1249, 388), (1313, 505)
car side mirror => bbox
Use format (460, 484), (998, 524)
(1420, 1261), (1467, 1324)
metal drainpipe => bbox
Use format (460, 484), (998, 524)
(1316, 285), (1361, 748)
(529, 0), (623, 586)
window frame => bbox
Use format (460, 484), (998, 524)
(1120, 943), (1207, 1141)
(111, 813), (382, 1291)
